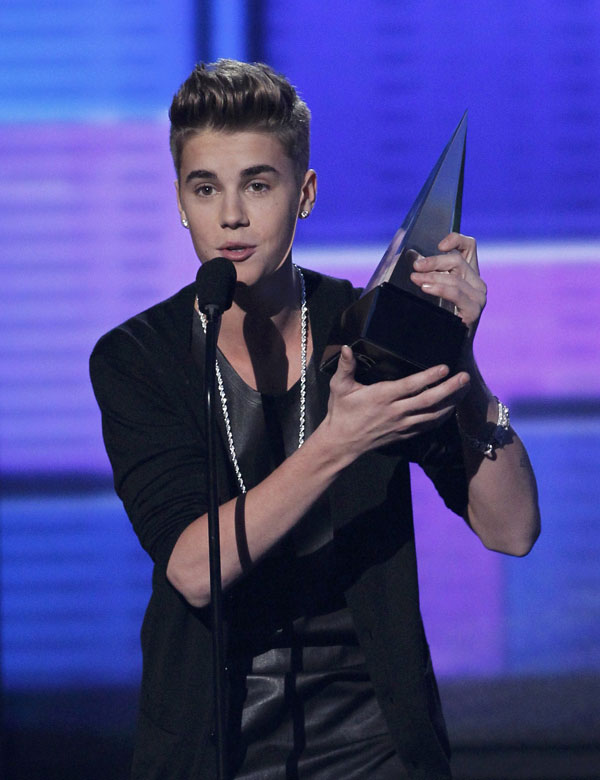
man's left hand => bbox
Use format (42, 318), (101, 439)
(409, 232), (486, 339)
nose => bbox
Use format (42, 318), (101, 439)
(220, 191), (249, 229)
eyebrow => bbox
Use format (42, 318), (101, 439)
(241, 164), (279, 178)
(184, 164), (279, 185)
(185, 169), (216, 184)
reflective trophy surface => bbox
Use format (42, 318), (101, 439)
(321, 113), (469, 384)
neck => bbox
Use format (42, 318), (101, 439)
(213, 261), (309, 393)
(222, 258), (301, 339)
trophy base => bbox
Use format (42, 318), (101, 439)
(320, 283), (467, 385)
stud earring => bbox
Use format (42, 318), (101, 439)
(299, 210), (309, 219)
(181, 216), (189, 229)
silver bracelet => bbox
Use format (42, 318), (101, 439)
(457, 397), (510, 457)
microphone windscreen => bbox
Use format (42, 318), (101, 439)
(196, 257), (237, 314)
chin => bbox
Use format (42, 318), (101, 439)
(238, 260), (285, 285)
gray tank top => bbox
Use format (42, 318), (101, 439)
(194, 317), (405, 778)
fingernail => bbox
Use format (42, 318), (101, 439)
(414, 258), (426, 268)
(438, 365), (449, 376)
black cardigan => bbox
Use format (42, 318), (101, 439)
(90, 268), (467, 780)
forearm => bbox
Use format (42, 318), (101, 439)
(167, 350), (471, 607)
(166, 421), (354, 607)
(409, 231), (540, 554)
(457, 362), (540, 556)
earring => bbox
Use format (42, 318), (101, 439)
(299, 210), (309, 219)
(181, 216), (189, 229)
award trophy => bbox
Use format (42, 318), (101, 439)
(321, 113), (469, 384)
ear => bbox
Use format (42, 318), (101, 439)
(174, 179), (186, 222)
(298, 169), (317, 217)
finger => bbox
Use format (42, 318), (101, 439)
(412, 270), (486, 300)
(375, 363), (450, 400)
(407, 370), (470, 412)
(438, 231), (477, 256)
(413, 249), (463, 273)
(410, 265), (486, 321)
(330, 345), (357, 389)
(441, 233), (479, 275)
(339, 345), (355, 372)
(413, 282), (484, 327)
(394, 403), (457, 436)
(405, 247), (423, 264)
(413, 252), (482, 285)
(375, 382), (469, 445)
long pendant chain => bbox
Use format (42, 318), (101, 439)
(197, 265), (308, 494)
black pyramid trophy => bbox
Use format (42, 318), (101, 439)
(321, 113), (469, 384)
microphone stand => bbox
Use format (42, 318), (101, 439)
(204, 304), (228, 780)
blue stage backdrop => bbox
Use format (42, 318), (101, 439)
(1, 0), (599, 706)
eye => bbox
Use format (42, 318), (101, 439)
(247, 181), (269, 193)
(195, 184), (216, 197)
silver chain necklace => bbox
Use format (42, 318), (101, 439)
(197, 265), (308, 494)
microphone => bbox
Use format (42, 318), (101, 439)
(196, 257), (237, 317)
(195, 256), (237, 778)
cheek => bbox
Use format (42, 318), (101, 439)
(185, 209), (214, 257)
(272, 203), (299, 244)
(188, 228), (211, 263)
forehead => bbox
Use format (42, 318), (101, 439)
(179, 129), (292, 175)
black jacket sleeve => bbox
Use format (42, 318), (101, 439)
(394, 416), (468, 518)
(90, 325), (208, 567)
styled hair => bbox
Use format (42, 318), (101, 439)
(169, 59), (311, 182)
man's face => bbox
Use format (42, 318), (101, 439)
(176, 129), (315, 288)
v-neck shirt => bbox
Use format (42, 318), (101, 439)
(202, 327), (405, 778)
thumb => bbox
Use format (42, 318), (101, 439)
(333, 345), (356, 383)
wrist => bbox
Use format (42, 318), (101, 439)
(456, 396), (511, 457)
(306, 419), (359, 474)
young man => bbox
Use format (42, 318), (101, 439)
(90, 60), (539, 779)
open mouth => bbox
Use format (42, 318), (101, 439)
(218, 244), (256, 262)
